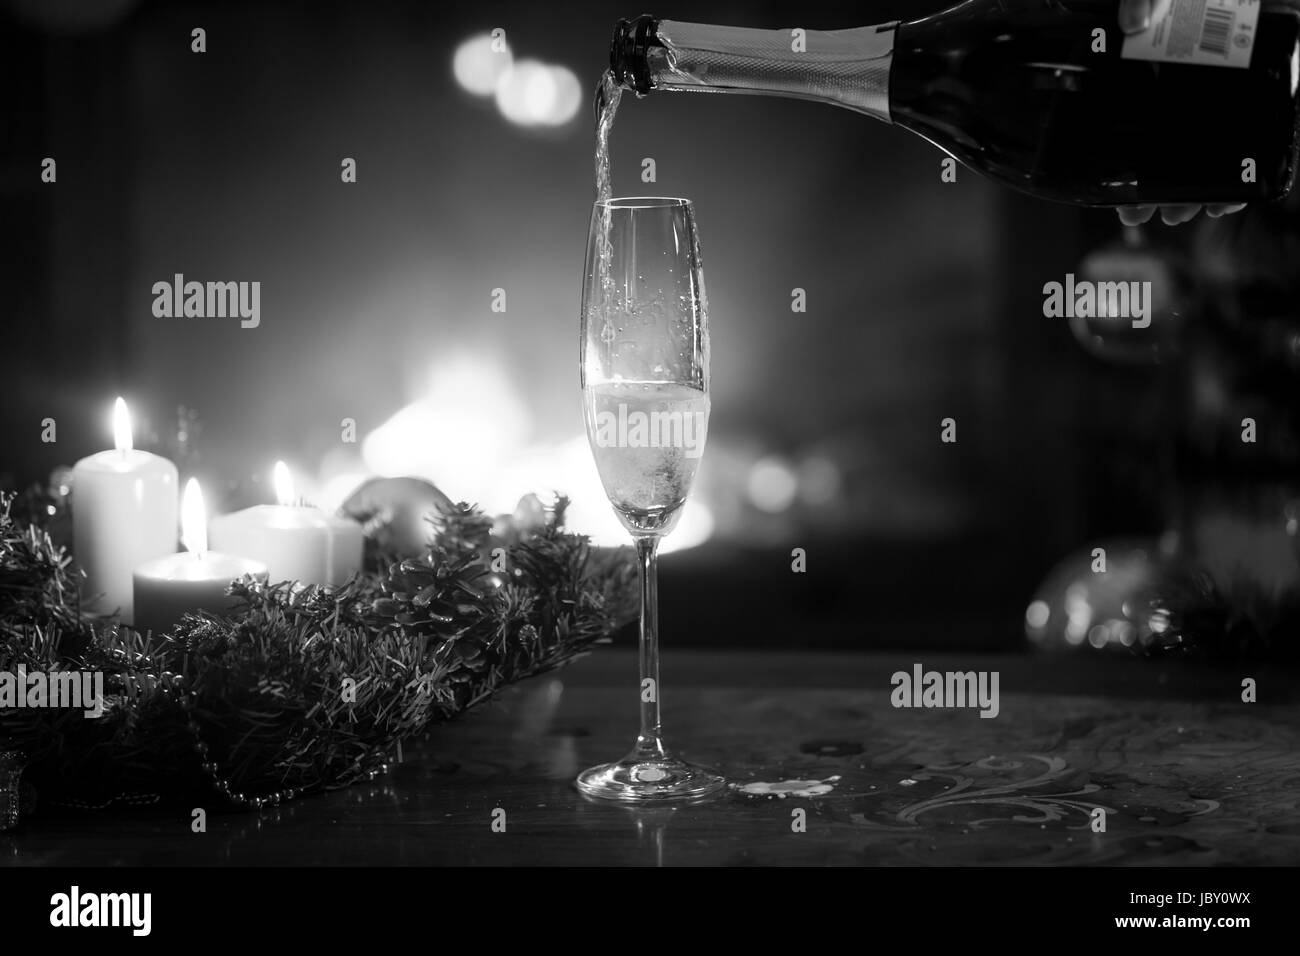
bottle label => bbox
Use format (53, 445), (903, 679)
(1120, 0), (1260, 69)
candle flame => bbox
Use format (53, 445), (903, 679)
(181, 478), (208, 556)
(112, 397), (133, 452)
(273, 460), (296, 507)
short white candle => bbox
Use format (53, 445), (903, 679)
(72, 397), (179, 621)
(132, 479), (267, 636)
(208, 461), (363, 587)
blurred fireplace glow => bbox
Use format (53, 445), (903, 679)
(355, 352), (713, 553)
(361, 353), (531, 494)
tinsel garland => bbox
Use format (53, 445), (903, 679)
(0, 489), (636, 811)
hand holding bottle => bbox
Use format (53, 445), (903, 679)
(1117, 0), (1248, 225)
(608, 4), (1300, 210)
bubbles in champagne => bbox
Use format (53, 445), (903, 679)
(585, 381), (709, 535)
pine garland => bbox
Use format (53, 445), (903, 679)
(0, 490), (636, 810)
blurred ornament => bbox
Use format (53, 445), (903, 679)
(483, 494), (562, 588)
(8, 469), (75, 552)
(1024, 539), (1161, 653)
(1136, 562), (1288, 661)
(1070, 226), (1187, 365)
(340, 476), (455, 560)
(1027, 523), (1298, 660)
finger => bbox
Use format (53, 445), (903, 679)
(1160, 203), (1202, 225)
(1206, 203), (1247, 218)
(1118, 204), (1157, 226)
(1150, 0), (1173, 25)
(1119, 0), (1155, 34)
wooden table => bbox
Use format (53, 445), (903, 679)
(4, 651), (1299, 866)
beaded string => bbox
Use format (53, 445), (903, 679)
(46, 670), (393, 812)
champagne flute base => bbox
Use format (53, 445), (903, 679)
(576, 753), (726, 803)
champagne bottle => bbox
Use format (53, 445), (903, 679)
(607, 0), (1300, 206)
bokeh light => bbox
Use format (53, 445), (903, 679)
(547, 65), (582, 125)
(454, 32), (582, 127)
(1024, 599), (1050, 630)
(453, 33), (513, 97)
(495, 59), (582, 127)
(797, 455), (842, 506)
(747, 456), (798, 513)
(496, 59), (554, 124)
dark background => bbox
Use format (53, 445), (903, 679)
(0, 0), (1233, 651)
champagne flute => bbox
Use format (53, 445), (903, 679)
(577, 196), (725, 802)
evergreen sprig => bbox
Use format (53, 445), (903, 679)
(0, 495), (87, 645)
(0, 490), (636, 809)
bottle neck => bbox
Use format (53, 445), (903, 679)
(613, 18), (898, 124)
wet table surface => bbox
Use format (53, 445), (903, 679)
(4, 651), (1300, 866)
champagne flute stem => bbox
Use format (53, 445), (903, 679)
(634, 534), (666, 758)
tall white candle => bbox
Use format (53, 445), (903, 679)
(133, 479), (268, 636)
(72, 398), (179, 621)
(209, 461), (363, 587)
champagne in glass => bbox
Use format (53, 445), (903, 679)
(586, 381), (709, 534)
(577, 196), (724, 802)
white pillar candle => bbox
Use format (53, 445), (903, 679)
(72, 397), (179, 621)
(208, 461), (363, 587)
(133, 479), (267, 636)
